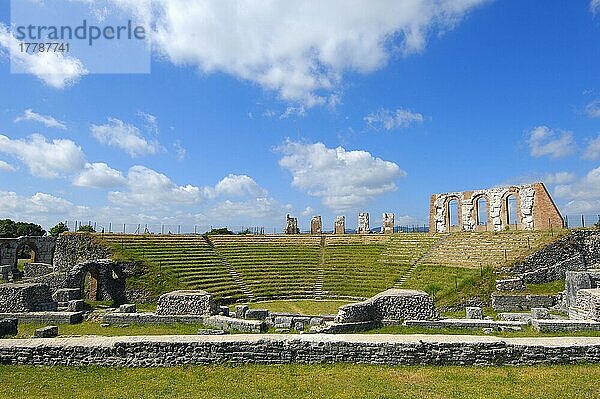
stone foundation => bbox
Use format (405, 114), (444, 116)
(491, 294), (557, 311)
(568, 289), (600, 321)
(1, 335), (600, 366)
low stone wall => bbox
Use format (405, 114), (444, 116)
(0, 312), (83, 324)
(103, 312), (206, 325)
(495, 278), (525, 292)
(491, 294), (558, 311)
(404, 319), (527, 330)
(532, 319), (600, 332)
(203, 316), (267, 333)
(0, 335), (599, 366)
(156, 290), (216, 315)
(52, 233), (111, 271)
(0, 284), (56, 312)
(568, 288), (600, 321)
(336, 289), (437, 323)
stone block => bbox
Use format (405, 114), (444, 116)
(197, 329), (227, 335)
(23, 262), (54, 278)
(245, 309), (268, 320)
(235, 305), (249, 319)
(294, 321), (305, 331)
(156, 290), (216, 315)
(336, 289), (437, 323)
(465, 307), (483, 319)
(531, 307), (550, 320)
(67, 300), (85, 312)
(52, 288), (81, 302)
(203, 315), (267, 333)
(274, 316), (293, 328)
(34, 325), (58, 338)
(568, 288), (600, 321)
(218, 306), (229, 316)
(118, 303), (136, 313)
(491, 294), (557, 311)
(309, 317), (324, 326)
(495, 278), (525, 292)
(0, 318), (18, 337)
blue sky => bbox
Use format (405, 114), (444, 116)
(0, 0), (599, 232)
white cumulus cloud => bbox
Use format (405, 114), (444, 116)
(73, 162), (127, 188)
(278, 140), (406, 211)
(527, 126), (576, 159)
(149, 0), (486, 105)
(0, 190), (90, 226)
(364, 108), (424, 130)
(14, 109), (67, 130)
(108, 165), (201, 207)
(544, 171), (577, 185)
(554, 166), (600, 213)
(91, 118), (161, 157)
(0, 160), (16, 172)
(204, 174), (268, 199)
(0, 133), (86, 178)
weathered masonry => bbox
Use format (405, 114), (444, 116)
(429, 182), (563, 233)
(0, 237), (55, 273)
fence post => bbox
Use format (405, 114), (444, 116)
(582, 214), (585, 228)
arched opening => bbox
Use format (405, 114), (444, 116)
(506, 194), (518, 227)
(83, 268), (99, 301)
(448, 198), (459, 228)
(15, 243), (37, 272)
(476, 197), (488, 226)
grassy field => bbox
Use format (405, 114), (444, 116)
(13, 322), (204, 338)
(0, 364), (598, 398)
(243, 299), (351, 315)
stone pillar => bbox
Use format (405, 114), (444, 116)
(357, 213), (370, 234)
(310, 216), (322, 235)
(382, 213), (394, 234)
(334, 216), (345, 235)
(285, 214), (300, 235)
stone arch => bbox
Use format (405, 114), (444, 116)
(472, 194), (491, 231)
(14, 239), (39, 270)
(69, 260), (127, 304)
(445, 196), (461, 232)
(501, 189), (522, 229)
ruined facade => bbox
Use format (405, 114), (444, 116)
(284, 214), (300, 235)
(357, 213), (370, 234)
(429, 182), (563, 233)
(0, 236), (55, 272)
(310, 216), (322, 235)
(382, 213), (394, 234)
(334, 216), (345, 235)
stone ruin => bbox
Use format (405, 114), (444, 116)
(0, 236), (56, 280)
(0, 283), (57, 313)
(335, 289), (438, 324)
(156, 290), (217, 315)
(334, 215), (345, 234)
(382, 213), (394, 234)
(310, 216), (322, 235)
(285, 214), (300, 235)
(429, 182), (563, 232)
(357, 212), (370, 234)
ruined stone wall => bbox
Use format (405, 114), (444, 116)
(382, 213), (394, 234)
(510, 230), (600, 284)
(334, 216), (345, 234)
(429, 182), (562, 232)
(0, 236), (55, 271)
(491, 293), (559, 311)
(1, 335), (599, 366)
(310, 216), (322, 234)
(0, 283), (56, 312)
(285, 215), (300, 235)
(336, 289), (437, 323)
(52, 233), (111, 271)
(357, 213), (370, 234)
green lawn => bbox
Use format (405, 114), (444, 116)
(13, 322), (204, 338)
(0, 364), (598, 399)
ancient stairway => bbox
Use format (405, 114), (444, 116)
(314, 235), (325, 298)
(393, 235), (449, 288)
(202, 236), (255, 300)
